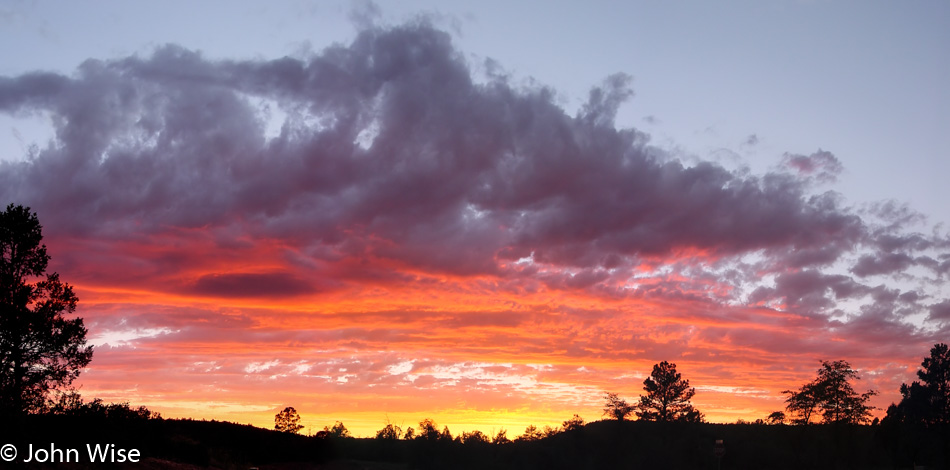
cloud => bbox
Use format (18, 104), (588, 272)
(851, 252), (915, 277)
(348, 0), (382, 31)
(780, 150), (844, 184)
(0, 24), (872, 279)
(1, 19), (948, 431)
(747, 269), (886, 319)
(191, 272), (318, 298)
(930, 300), (950, 322)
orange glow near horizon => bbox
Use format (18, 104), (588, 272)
(65, 243), (911, 438)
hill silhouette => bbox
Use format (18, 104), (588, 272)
(3, 414), (946, 469)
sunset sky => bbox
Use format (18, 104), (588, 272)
(1, 1), (949, 436)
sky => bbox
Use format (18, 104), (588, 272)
(1, 0), (949, 436)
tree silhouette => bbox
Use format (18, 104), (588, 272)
(376, 422), (403, 440)
(603, 392), (635, 421)
(0, 204), (93, 416)
(784, 360), (876, 424)
(636, 361), (704, 422)
(886, 343), (950, 427)
(783, 381), (820, 424)
(324, 421), (350, 438)
(491, 429), (510, 444)
(562, 413), (585, 431)
(515, 424), (543, 442)
(766, 411), (786, 425)
(416, 418), (440, 441)
(439, 425), (453, 442)
(460, 429), (489, 444)
(274, 406), (304, 433)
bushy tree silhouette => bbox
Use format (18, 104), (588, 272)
(460, 429), (489, 444)
(766, 411), (786, 425)
(274, 406), (304, 433)
(324, 420), (350, 438)
(784, 360), (876, 424)
(376, 422), (403, 440)
(416, 418), (440, 441)
(918, 343), (950, 423)
(0, 204), (93, 416)
(783, 381), (820, 424)
(491, 428), (510, 444)
(636, 361), (703, 422)
(886, 343), (950, 427)
(603, 392), (635, 421)
(515, 424), (543, 442)
(562, 413), (585, 431)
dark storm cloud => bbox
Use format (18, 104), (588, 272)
(0, 20), (947, 323)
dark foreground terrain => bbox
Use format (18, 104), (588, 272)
(2, 415), (947, 469)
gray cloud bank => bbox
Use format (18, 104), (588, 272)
(1, 20), (948, 335)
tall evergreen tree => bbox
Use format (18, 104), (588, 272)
(886, 343), (950, 428)
(0, 204), (93, 416)
(636, 361), (704, 423)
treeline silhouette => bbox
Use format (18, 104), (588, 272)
(0, 344), (945, 469)
(3, 411), (941, 469)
